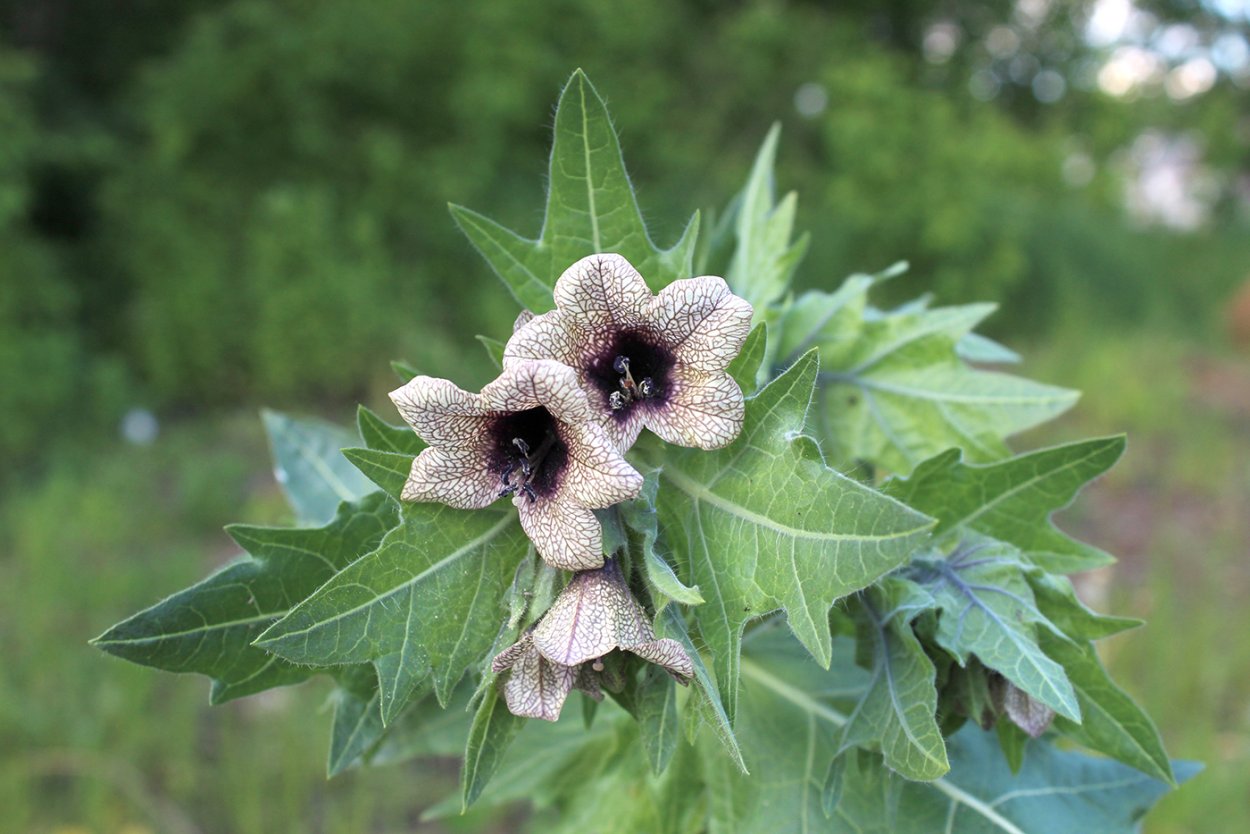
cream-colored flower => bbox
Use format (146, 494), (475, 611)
(504, 253), (753, 452)
(389, 360), (643, 570)
(491, 559), (694, 721)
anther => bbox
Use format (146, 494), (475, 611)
(613, 355), (630, 374)
(638, 377), (655, 398)
(512, 437), (530, 456)
(609, 391), (626, 411)
(592, 658), (605, 672)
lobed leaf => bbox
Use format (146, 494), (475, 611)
(774, 280), (1077, 474)
(256, 504), (529, 705)
(93, 493), (398, 703)
(725, 124), (810, 312)
(840, 578), (949, 781)
(912, 542), (1080, 722)
(886, 437), (1125, 574)
(655, 351), (934, 719)
(450, 69), (698, 312)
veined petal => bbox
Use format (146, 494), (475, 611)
(480, 360), (594, 427)
(552, 253), (651, 332)
(389, 376), (492, 446)
(653, 275), (754, 373)
(497, 637), (577, 722)
(503, 310), (584, 366)
(516, 496), (603, 571)
(532, 568), (631, 666)
(562, 423), (644, 508)
(645, 368), (744, 450)
(602, 407), (648, 454)
(401, 446), (499, 508)
(627, 638), (694, 684)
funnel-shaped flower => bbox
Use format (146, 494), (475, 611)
(504, 253), (753, 452)
(491, 559), (694, 721)
(389, 360), (643, 570)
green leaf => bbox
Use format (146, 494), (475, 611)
(612, 663), (681, 776)
(655, 606), (746, 774)
(912, 541), (1080, 721)
(829, 726), (1193, 834)
(462, 684), (527, 810)
(92, 493), (398, 703)
(732, 627), (1188, 834)
(368, 682), (475, 766)
(886, 437), (1125, 573)
(1030, 578), (1172, 784)
(655, 351), (934, 718)
(725, 124), (810, 311)
(390, 359), (420, 382)
(262, 409), (375, 524)
(776, 279), (1078, 473)
(957, 332), (1021, 365)
(342, 447), (413, 500)
(256, 505), (529, 705)
(356, 404), (424, 455)
(1027, 571), (1141, 640)
(726, 322), (767, 395)
(840, 578), (949, 781)
(619, 472), (703, 607)
(449, 69), (699, 312)
(327, 666), (386, 777)
(476, 334), (505, 370)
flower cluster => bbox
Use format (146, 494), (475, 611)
(390, 253), (752, 719)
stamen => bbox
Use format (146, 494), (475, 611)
(592, 658), (605, 672)
(499, 431), (558, 502)
(609, 354), (657, 409)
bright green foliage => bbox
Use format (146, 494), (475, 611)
(92, 71), (1187, 832)
(840, 579), (949, 781)
(92, 491), (398, 703)
(886, 438), (1125, 573)
(911, 541), (1080, 721)
(724, 124), (809, 312)
(655, 352), (934, 717)
(774, 280), (1078, 474)
(257, 506), (528, 706)
(451, 69), (699, 311)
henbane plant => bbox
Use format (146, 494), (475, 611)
(94, 70), (1194, 830)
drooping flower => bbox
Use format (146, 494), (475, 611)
(504, 253), (754, 452)
(389, 360), (643, 570)
(491, 559), (694, 721)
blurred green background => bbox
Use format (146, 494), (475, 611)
(1, 1), (1247, 832)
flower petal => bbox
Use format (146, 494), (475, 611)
(479, 360), (594, 427)
(645, 368), (744, 450)
(552, 253), (652, 332)
(532, 567), (635, 666)
(401, 446), (499, 508)
(627, 638), (694, 684)
(503, 309), (584, 366)
(389, 376), (492, 446)
(562, 423), (644, 508)
(516, 496), (603, 571)
(652, 276), (754, 373)
(498, 638), (578, 722)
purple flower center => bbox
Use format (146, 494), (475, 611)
(587, 330), (674, 421)
(490, 407), (568, 502)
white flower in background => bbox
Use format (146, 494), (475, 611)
(504, 253), (753, 452)
(492, 559), (694, 721)
(389, 359), (643, 570)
